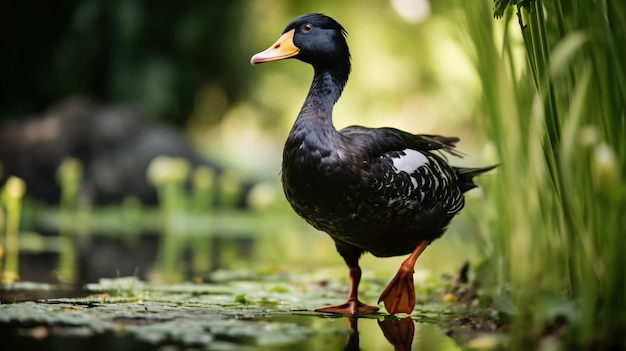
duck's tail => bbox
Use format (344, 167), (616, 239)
(455, 165), (498, 193)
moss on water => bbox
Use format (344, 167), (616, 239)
(0, 275), (498, 350)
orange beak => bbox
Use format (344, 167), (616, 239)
(250, 29), (300, 65)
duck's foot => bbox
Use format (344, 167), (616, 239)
(378, 240), (429, 314)
(315, 265), (379, 315)
(315, 298), (379, 315)
(378, 267), (416, 314)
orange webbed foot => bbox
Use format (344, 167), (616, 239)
(379, 241), (429, 315)
(315, 299), (379, 315)
(378, 266), (416, 314)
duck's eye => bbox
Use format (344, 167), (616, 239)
(303, 24), (313, 33)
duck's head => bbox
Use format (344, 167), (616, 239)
(250, 13), (350, 73)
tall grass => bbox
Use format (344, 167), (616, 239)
(459, 0), (625, 348)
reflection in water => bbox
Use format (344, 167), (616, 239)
(378, 317), (415, 351)
(267, 314), (462, 351)
(344, 318), (360, 351)
(350, 315), (460, 351)
(346, 317), (414, 351)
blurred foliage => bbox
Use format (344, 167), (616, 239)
(1, 0), (483, 136)
(460, 0), (625, 349)
(1, 0), (249, 126)
(492, 0), (533, 19)
(1, 176), (27, 283)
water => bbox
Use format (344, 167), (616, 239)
(1, 310), (461, 351)
(0, 279), (465, 351)
(260, 314), (462, 351)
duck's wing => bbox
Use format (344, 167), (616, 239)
(339, 125), (466, 216)
(339, 125), (463, 157)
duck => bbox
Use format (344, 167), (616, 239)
(250, 13), (495, 315)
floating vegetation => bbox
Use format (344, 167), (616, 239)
(0, 275), (480, 350)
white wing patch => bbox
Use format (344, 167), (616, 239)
(391, 149), (429, 174)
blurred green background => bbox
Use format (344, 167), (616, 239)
(1, 0), (625, 349)
(1, 0), (490, 279)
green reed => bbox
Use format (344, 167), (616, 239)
(147, 156), (192, 282)
(189, 166), (216, 276)
(55, 158), (84, 283)
(459, 0), (625, 347)
(1, 176), (26, 283)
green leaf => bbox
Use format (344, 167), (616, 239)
(493, 0), (512, 19)
(234, 293), (250, 304)
(268, 285), (290, 293)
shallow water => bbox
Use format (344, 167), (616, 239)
(1, 311), (461, 351)
(260, 314), (462, 351)
(0, 278), (465, 350)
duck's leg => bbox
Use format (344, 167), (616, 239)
(315, 265), (380, 315)
(378, 240), (429, 314)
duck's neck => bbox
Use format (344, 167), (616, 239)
(295, 68), (348, 129)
